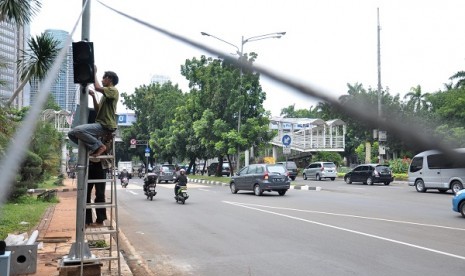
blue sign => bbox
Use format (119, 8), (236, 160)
(282, 135), (292, 146)
(145, 147), (150, 153)
(118, 114), (127, 124)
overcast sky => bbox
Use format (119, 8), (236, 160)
(31, 0), (465, 116)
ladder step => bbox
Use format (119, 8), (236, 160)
(85, 229), (117, 235)
(90, 154), (114, 159)
(86, 203), (115, 209)
(90, 256), (120, 262)
(87, 179), (116, 183)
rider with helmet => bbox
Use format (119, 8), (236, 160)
(174, 168), (187, 196)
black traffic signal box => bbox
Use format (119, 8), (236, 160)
(72, 41), (95, 84)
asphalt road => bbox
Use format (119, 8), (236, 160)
(115, 177), (465, 276)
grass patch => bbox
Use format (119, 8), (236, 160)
(0, 195), (55, 240)
(39, 176), (64, 189)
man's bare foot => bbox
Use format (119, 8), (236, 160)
(91, 145), (107, 157)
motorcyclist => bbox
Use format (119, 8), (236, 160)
(174, 168), (187, 197)
(138, 166), (143, 178)
(143, 172), (157, 194)
(119, 169), (130, 186)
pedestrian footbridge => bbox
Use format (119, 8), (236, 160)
(269, 117), (346, 153)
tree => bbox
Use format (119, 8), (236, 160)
(0, 0), (41, 25)
(449, 71), (465, 89)
(121, 81), (184, 164)
(280, 104), (320, 118)
(181, 54), (273, 175)
(6, 32), (61, 106)
(403, 85), (430, 112)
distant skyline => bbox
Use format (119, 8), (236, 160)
(31, 0), (465, 116)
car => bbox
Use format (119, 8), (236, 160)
(452, 189), (465, 218)
(303, 161), (337, 181)
(408, 149), (465, 194)
(155, 164), (177, 183)
(230, 163), (290, 196)
(207, 162), (231, 176)
(276, 161), (298, 180)
(344, 164), (393, 185)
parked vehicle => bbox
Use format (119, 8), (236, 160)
(276, 161), (298, 180)
(156, 164), (177, 183)
(344, 164), (393, 185)
(230, 163), (290, 196)
(452, 189), (465, 218)
(207, 162), (231, 177)
(303, 161), (337, 181)
(408, 149), (465, 194)
(175, 186), (189, 204)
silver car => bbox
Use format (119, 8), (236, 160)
(230, 164), (290, 196)
(303, 162), (337, 181)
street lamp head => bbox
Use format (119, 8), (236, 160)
(278, 32), (287, 36)
(200, 32), (210, 36)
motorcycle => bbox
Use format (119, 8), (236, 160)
(174, 185), (189, 204)
(121, 177), (128, 188)
(144, 173), (157, 201)
(138, 171), (145, 178)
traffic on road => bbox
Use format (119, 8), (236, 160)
(114, 176), (464, 276)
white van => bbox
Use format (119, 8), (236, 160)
(408, 149), (465, 194)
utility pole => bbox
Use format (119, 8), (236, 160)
(65, 0), (92, 263)
(377, 7), (385, 164)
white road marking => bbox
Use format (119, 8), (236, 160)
(223, 201), (465, 261)
(224, 201), (465, 231)
(198, 189), (210, 192)
(127, 190), (138, 195)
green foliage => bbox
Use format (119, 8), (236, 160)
(30, 120), (62, 176)
(9, 150), (43, 201)
(388, 158), (411, 174)
(311, 152), (343, 167)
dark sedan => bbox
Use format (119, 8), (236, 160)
(344, 164), (393, 185)
(230, 163), (290, 196)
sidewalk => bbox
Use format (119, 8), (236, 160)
(32, 178), (133, 276)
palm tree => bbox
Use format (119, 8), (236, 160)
(0, 0), (41, 25)
(6, 33), (61, 106)
(449, 71), (465, 89)
(403, 85), (430, 112)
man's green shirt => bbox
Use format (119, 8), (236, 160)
(96, 86), (118, 129)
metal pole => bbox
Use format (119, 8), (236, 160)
(236, 36), (244, 173)
(66, 0), (92, 262)
(377, 7), (384, 164)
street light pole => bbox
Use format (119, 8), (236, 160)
(201, 31), (286, 172)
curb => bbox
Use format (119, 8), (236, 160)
(290, 185), (322, 191)
(27, 188), (78, 194)
(187, 178), (322, 191)
(187, 178), (229, 186)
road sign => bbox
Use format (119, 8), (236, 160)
(130, 138), (136, 145)
(283, 147), (291, 155)
(145, 147), (150, 153)
(145, 152), (150, 157)
(282, 134), (292, 146)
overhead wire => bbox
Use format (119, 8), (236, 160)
(0, 0), (461, 207)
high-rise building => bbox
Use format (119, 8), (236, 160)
(0, 20), (29, 108)
(30, 29), (78, 112)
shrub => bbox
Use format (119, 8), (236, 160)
(388, 158), (411, 174)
